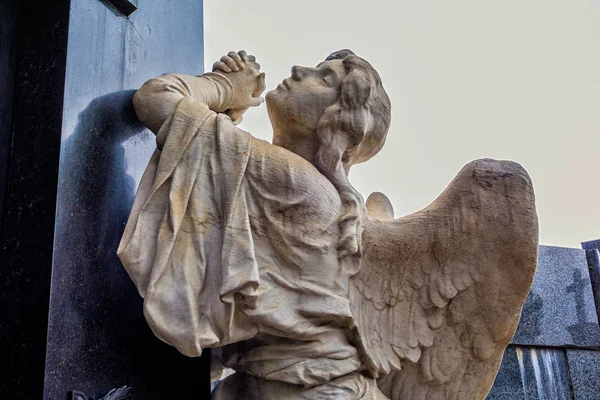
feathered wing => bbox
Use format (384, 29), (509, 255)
(353, 159), (538, 400)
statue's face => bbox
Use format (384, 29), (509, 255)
(266, 59), (345, 141)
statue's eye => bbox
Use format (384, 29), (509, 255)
(322, 77), (330, 86)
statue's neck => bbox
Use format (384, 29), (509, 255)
(272, 129), (319, 167)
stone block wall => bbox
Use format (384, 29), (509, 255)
(488, 241), (600, 399)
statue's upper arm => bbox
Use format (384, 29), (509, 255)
(133, 76), (189, 134)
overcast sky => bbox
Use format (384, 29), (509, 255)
(204, 0), (600, 248)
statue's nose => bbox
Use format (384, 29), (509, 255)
(291, 65), (310, 81)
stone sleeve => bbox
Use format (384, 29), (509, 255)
(132, 72), (234, 134)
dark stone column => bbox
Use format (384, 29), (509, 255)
(0, 1), (211, 398)
(582, 239), (600, 322)
(43, 1), (210, 399)
(0, 0), (20, 228)
(0, 2), (71, 399)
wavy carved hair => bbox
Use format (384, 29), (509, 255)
(314, 50), (391, 259)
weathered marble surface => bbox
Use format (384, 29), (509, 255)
(120, 50), (538, 399)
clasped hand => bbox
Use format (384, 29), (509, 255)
(212, 51), (266, 123)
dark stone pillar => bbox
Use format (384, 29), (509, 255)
(582, 239), (600, 322)
(0, 2), (71, 399)
(0, 1), (211, 398)
(0, 0), (20, 228)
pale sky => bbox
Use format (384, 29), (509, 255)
(204, 0), (600, 248)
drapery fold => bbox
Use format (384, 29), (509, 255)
(118, 96), (259, 356)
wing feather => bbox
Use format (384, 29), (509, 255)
(351, 159), (538, 399)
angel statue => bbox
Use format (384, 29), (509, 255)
(118, 49), (538, 399)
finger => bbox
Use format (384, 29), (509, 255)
(248, 96), (264, 107)
(247, 54), (256, 62)
(246, 61), (261, 73)
(212, 61), (231, 73)
(238, 50), (248, 62)
(220, 55), (239, 71)
(228, 51), (244, 69)
(252, 72), (266, 97)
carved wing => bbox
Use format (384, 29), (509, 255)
(352, 159), (538, 400)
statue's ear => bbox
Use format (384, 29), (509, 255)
(340, 67), (372, 109)
(338, 60), (375, 151)
(339, 107), (374, 166)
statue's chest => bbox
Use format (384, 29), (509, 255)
(245, 152), (342, 233)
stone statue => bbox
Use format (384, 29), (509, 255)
(118, 50), (538, 399)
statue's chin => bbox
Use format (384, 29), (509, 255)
(265, 88), (278, 105)
(265, 90), (282, 125)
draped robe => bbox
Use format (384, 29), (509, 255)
(117, 73), (366, 391)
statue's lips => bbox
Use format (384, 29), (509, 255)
(278, 78), (290, 89)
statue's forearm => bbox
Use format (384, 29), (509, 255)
(132, 72), (234, 134)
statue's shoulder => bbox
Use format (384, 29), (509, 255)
(245, 137), (341, 210)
